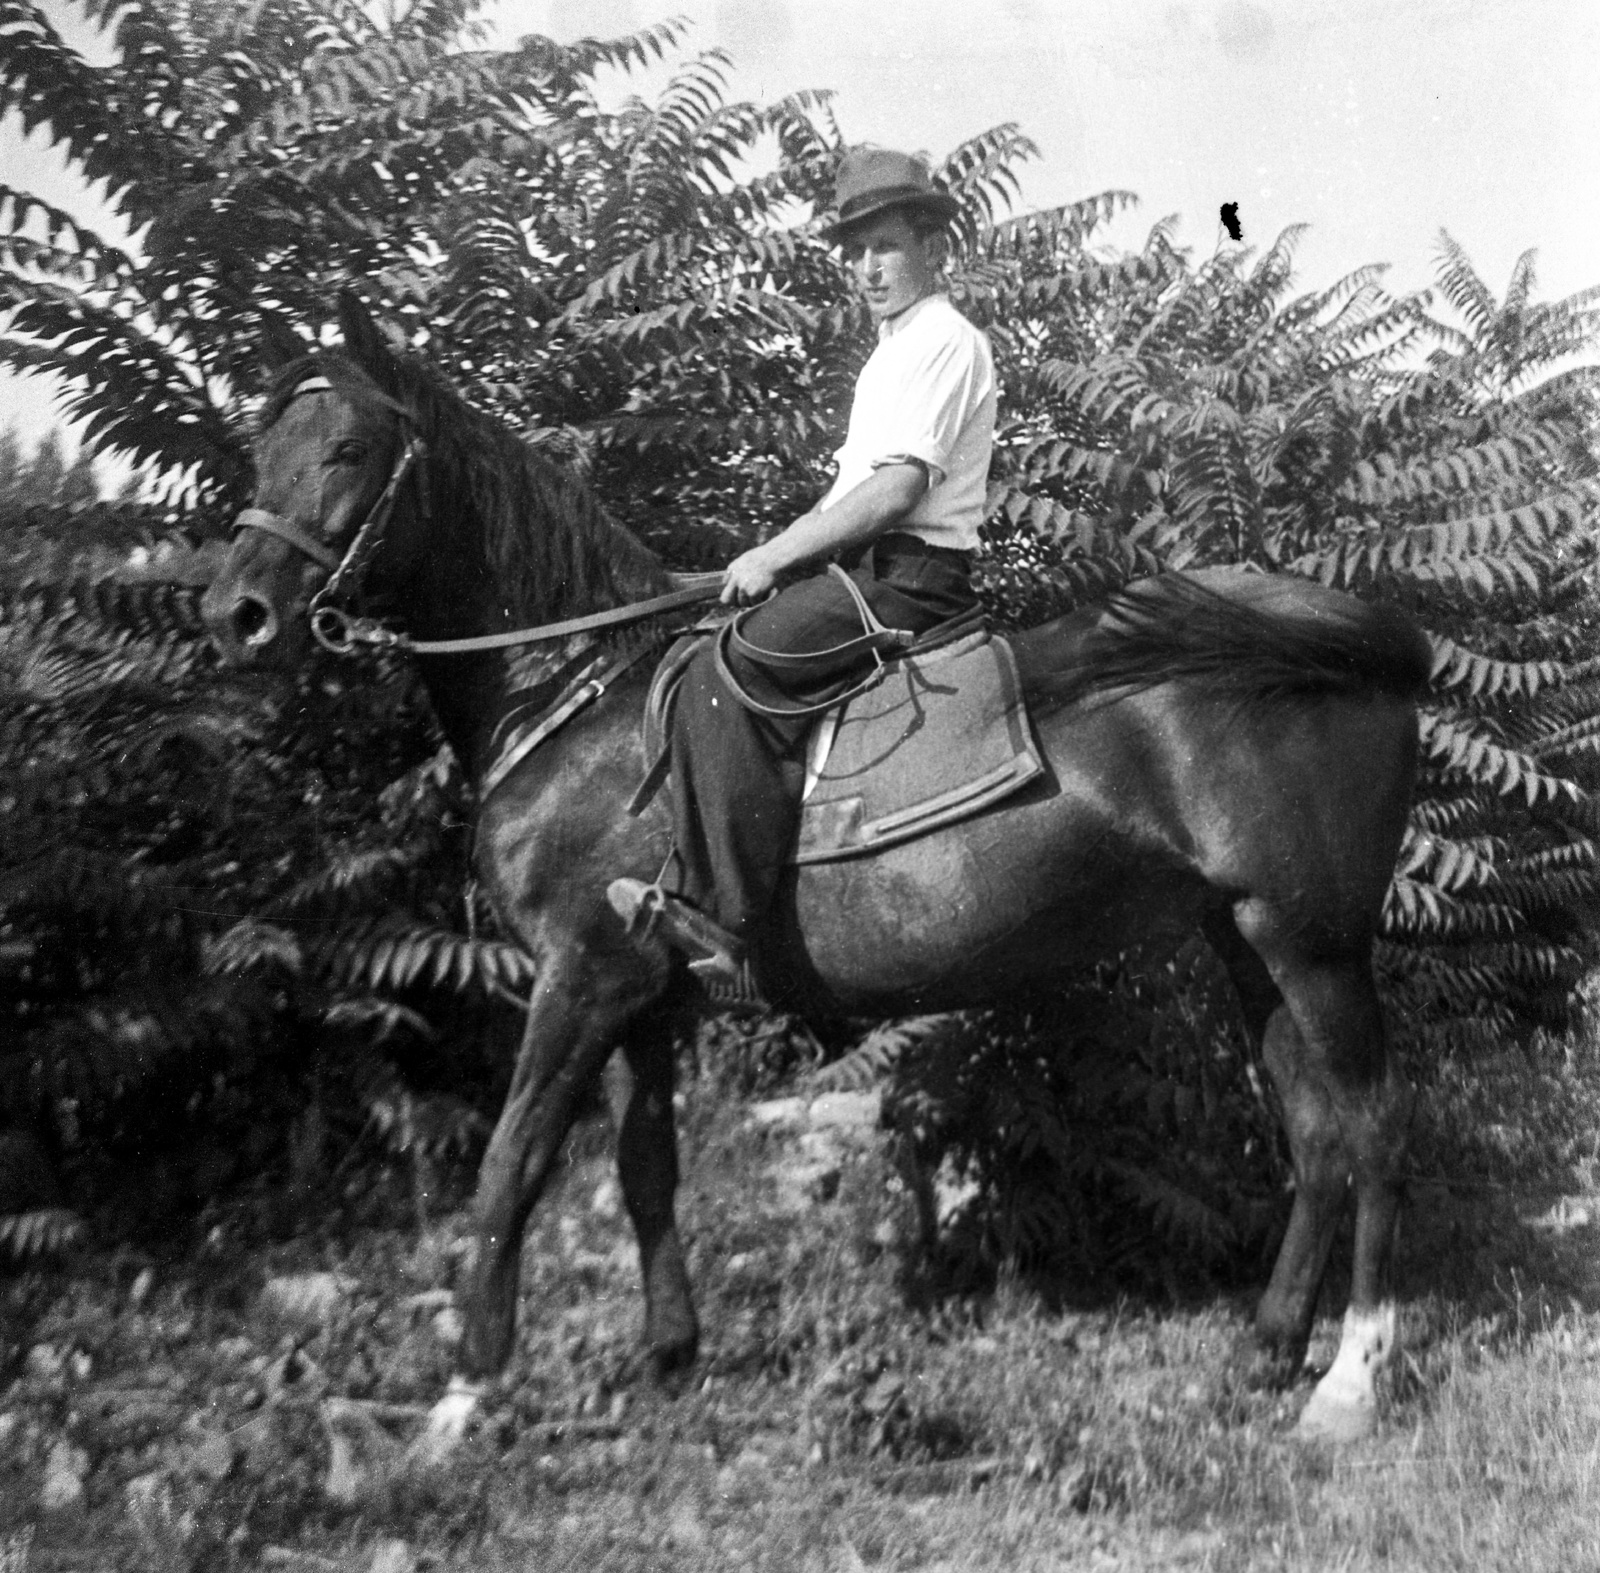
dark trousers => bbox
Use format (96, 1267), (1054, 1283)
(667, 533), (979, 948)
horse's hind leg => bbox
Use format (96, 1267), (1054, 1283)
(1211, 909), (1412, 1439)
(603, 1012), (699, 1373)
(1207, 914), (1340, 1377)
(1280, 958), (1411, 1442)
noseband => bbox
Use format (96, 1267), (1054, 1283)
(231, 374), (430, 654)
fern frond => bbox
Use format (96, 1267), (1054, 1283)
(0, 1207), (85, 1261)
(317, 918), (535, 996)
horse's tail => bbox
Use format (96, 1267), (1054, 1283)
(1023, 572), (1433, 711)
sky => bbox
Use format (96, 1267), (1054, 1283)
(1, 0), (1597, 477)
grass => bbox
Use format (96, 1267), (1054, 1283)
(4, 1030), (1600, 1570)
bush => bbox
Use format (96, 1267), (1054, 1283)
(2, 4), (1598, 1273)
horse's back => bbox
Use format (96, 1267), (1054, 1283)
(782, 569), (1424, 1012)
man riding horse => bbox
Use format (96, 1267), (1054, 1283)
(607, 147), (996, 1001)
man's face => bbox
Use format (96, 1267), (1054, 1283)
(840, 209), (943, 325)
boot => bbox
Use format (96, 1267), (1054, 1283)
(606, 878), (768, 1011)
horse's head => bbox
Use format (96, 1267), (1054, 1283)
(202, 296), (427, 668)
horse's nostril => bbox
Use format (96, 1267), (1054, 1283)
(232, 595), (276, 647)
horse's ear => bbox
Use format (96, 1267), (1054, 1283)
(336, 290), (399, 383)
(258, 310), (304, 374)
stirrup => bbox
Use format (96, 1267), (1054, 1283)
(606, 878), (770, 1013)
(688, 954), (769, 1013)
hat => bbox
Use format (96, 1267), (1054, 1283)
(822, 147), (961, 242)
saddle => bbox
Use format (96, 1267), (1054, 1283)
(638, 597), (1044, 863)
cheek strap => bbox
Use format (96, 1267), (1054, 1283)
(233, 508), (342, 572)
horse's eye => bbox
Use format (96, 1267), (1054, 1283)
(333, 441), (368, 465)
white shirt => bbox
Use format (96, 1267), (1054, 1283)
(819, 293), (997, 551)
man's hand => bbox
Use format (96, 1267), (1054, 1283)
(720, 544), (782, 605)
(719, 466), (928, 606)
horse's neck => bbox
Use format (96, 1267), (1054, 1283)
(398, 480), (668, 781)
(407, 565), (664, 788)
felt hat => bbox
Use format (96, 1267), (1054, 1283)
(822, 147), (961, 242)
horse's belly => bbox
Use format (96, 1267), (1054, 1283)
(783, 806), (1204, 1012)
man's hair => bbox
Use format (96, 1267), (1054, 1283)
(906, 208), (952, 242)
(837, 204), (951, 249)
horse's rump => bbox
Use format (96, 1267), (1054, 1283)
(1013, 570), (1433, 714)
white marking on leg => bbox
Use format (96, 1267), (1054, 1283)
(1296, 1302), (1396, 1443)
(411, 1374), (488, 1464)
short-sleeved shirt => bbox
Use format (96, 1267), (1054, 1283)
(819, 292), (997, 551)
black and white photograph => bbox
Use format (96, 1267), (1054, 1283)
(2, 1), (1598, 1566)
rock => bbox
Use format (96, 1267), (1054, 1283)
(24, 1343), (64, 1383)
(321, 1399), (403, 1505)
(749, 1097), (805, 1128)
(368, 1539), (417, 1573)
(807, 1091), (881, 1131)
(263, 1345), (329, 1402)
(591, 1176), (623, 1220)
(261, 1272), (354, 1323)
(39, 1438), (88, 1512)
(187, 1429), (238, 1482)
(666, 1499), (708, 1552)
(128, 1266), (156, 1308)
(773, 1158), (841, 1212)
(233, 1413), (282, 1481)
(399, 1288), (454, 1313)
(124, 1471), (174, 1526)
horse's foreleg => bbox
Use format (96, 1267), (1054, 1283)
(459, 978), (620, 1381)
(603, 1020), (699, 1373)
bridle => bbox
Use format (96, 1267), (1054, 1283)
(233, 372), (723, 658)
(231, 375), (429, 655)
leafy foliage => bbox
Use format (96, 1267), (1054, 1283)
(815, 946), (1282, 1287)
(0, 497), (521, 1237)
(3, 4), (1600, 1275)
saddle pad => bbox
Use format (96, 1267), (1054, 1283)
(793, 631), (1043, 864)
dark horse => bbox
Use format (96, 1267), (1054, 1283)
(203, 300), (1431, 1446)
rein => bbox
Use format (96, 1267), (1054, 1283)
(310, 576), (728, 656)
(233, 374), (726, 655)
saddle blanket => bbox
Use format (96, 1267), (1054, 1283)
(793, 629), (1043, 863)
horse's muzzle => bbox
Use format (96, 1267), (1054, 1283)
(202, 581), (285, 666)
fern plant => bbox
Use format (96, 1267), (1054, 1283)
(974, 220), (1600, 1055)
(814, 944), (1284, 1287)
(5, 4), (1600, 1274)
(0, 503), (525, 1235)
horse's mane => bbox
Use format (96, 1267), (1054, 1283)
(1017, 572), (1433, 711)
(263, 351), (673, 625)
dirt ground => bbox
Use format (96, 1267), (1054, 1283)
(5, 1042), (1600, 1572)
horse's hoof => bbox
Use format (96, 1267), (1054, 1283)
(1232, 1330), (1306, 1392)
(648, 1330), (699, 1380)
(1295, 1387), (1376, 1444)
(409, 1376), (487, 1465)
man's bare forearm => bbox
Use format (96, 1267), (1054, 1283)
(761, 462), (928, 572)
(720, 463), (928, 602)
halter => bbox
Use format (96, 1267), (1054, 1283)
(234, 372), (725, 657)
